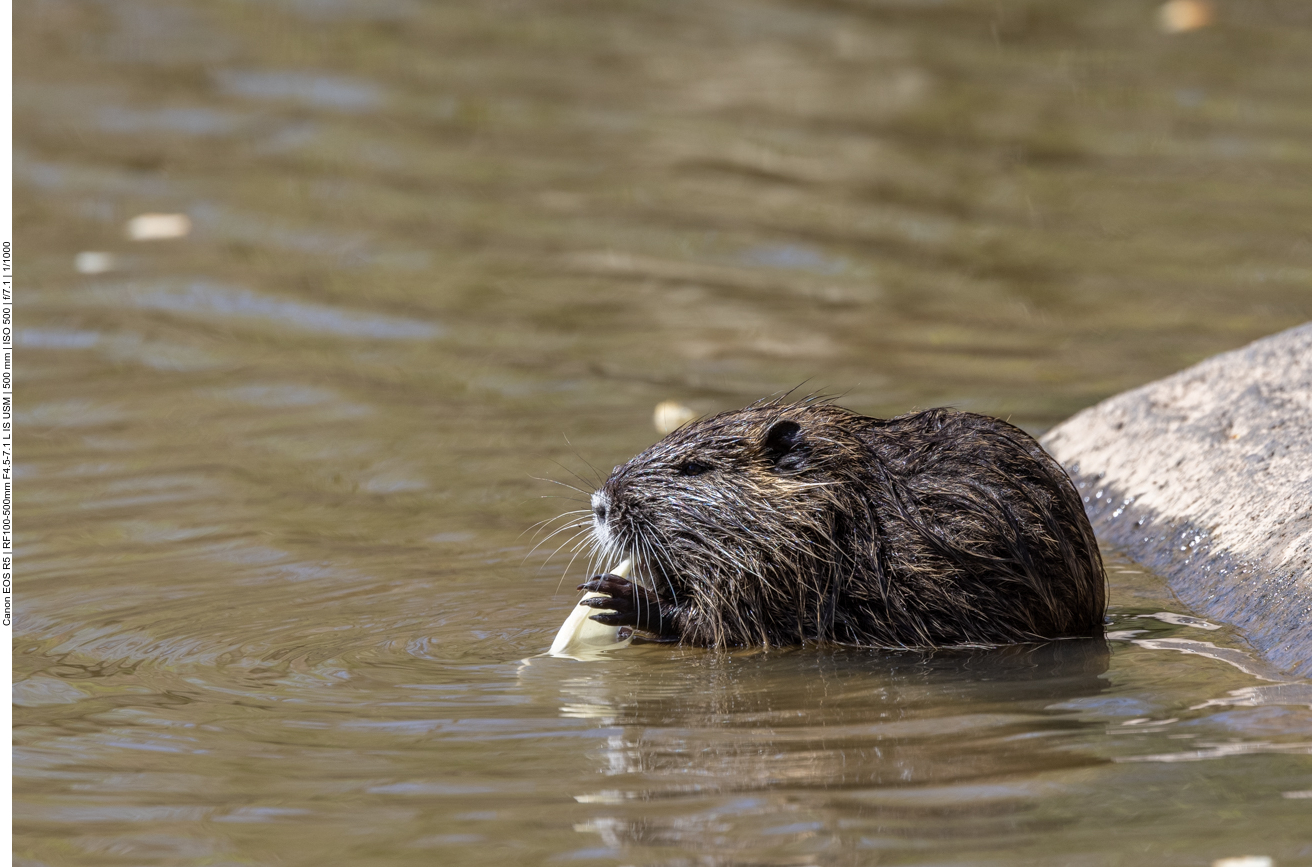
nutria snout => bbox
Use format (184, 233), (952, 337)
(575, 400), (1106, 649)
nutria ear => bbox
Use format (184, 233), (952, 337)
(763, 419), (803, 465)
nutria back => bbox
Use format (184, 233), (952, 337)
(585, 401), (1106, 648)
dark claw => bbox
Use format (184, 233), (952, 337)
(577, 573), (635, 597)
(577, 595), (619, 610)
(586, 611), (630, 626)
(574, 573), (672, 636)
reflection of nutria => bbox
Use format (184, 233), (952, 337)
(577, 401), (1105, 648)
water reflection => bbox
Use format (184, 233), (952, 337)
(557, 644), (1111, 780)
(214, 69), (384, 114)
(549, 644), (1112, 862)
(96, 280), (444, 339)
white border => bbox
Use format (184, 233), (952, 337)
(3, 0), (15, 855)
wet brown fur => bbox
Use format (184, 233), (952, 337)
(581, 399), (1105, 648)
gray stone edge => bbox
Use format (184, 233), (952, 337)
(1063, 467), (1312, 678)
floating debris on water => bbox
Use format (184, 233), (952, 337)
(1159, 0), (1213, 33)
(74, 251), (116, 274)
(126, 212), (192, 240)
(653, 401), (696, 434)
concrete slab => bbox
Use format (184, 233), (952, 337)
(1042, 323), (1312, 677)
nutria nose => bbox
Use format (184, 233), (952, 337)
(593, 502), (609, 523)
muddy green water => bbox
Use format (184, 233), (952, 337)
(13, 1), (1312, 865)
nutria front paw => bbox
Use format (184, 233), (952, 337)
(577, 574), (669, 635)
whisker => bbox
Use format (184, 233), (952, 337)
(529, 474), (592, 497)
(548, 457), (601, 497)
(520, 509), (591, 541)
(523, 518), (591, 563)
(561, 434), (607, 489)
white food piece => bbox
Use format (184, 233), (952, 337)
(548, 558), (635, 658)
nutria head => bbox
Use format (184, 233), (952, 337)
(584, 400), (1106, 649)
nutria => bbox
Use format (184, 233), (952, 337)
(574, 400), (1105, 648)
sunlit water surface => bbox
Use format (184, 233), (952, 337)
(14, 1), (1312, 864)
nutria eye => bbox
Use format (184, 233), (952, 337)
(677, 461), (712, 477)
